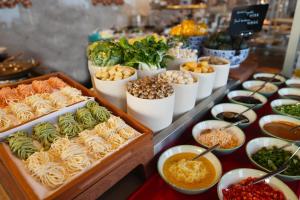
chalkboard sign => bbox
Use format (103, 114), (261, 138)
(229, 4), (269, 36)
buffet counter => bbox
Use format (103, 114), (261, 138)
(0, 60), (265, 200)
(153, 57), (259, 156)
(129, 88), (300, 200)
(2, 56), (293, 200)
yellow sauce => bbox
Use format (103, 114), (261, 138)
(163, 152), (216, 189)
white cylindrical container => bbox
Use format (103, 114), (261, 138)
(180, 66), (216, 101)
(167, 57), (197, 71)
(198, 56), (230, 89)
(194, 72), (216, 100)
(137, 68), (166, 78)
(126, 92), (175, 132)
(88, 60), (104, 88)
(172, 81), (198, 118)
(94, 70), (137, 111)
(88, 60), (100, 75)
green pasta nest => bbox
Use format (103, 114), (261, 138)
(7, 131), (38, 160)
(58, 113), (83, 138)
(75, 107), (97, 129)
(86, 101), (110, 123)
(33, 122), (60, 150)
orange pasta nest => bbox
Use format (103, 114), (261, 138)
(47, 77), (68, 89)
(32, 80), (54, 94)
(0, 87), (21, 107)
(16, 84), (35, 99)
(0, 77), (69, 108)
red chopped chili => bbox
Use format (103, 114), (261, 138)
(222, 177), (286, 200)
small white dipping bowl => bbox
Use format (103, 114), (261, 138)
(192, 120), (245, 154)
(253, 73), (286, 85)
(286, 78), (300, 88)
(278, 87), (300, 100)
(259, 114), (300, 144)
(211, 103), (257, 128)
(270, 99), (300, 119)
(227, 90), (267, 109)
(217, 168), (298, 200)
(246, 137), (300, 182)
(243, 80), (278, 97)
(157, 145), (222, 195)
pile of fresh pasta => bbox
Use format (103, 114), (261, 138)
(0, 77), (88, 132)
(6, 100), (140, 189)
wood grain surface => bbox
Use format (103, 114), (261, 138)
(0, 72), (153, 200)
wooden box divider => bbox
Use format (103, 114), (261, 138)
(0, 72), (154, 200)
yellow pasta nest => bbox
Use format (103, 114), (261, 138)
(49, 137), (92, 176)
(25, 151), (67, 189)
(49, 137), (72, 158)
(25, 94), (54, 116)
(117, 127), (137, 140)
(78, 130), (112, 159)
(107, 116), (126, 130)
(58, 142), (91, 176)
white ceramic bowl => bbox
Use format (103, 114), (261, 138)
(286, 79), (300, 88)
(211, 103), (257, 128)
(198, 56), (230, 89)
(253, 73), (286, 85)
(278, 87), (300, 100)
(217, 168), (298, 200)
(270, 99), (300, 119)
(246, 137), (300, 182)
(180, 65), (216, 101)
(259, 114), (300, 144)
(242, 80), (278, 97)
(202, 47), (250, 68)
(227, 90), (267, 109)
(157, 145), (222, 195)
(192, 120), (245, 154)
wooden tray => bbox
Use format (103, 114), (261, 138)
(0, 72), (153, 200)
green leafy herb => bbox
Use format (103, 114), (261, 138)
(87, 36), (172, 70)
(275, 104), (300, 117)
(124, 36), (172, 70)
(252, 146), (300, 176)
(87, 40), (123, 67)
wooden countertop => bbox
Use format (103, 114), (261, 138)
(229, 55), (281, 82)
(229, 52), (260, 82)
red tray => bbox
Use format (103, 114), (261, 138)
(128, 94), (300, 200)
